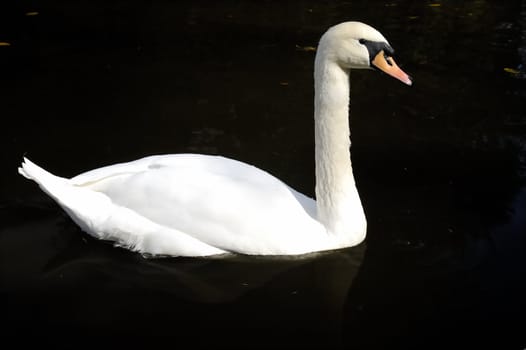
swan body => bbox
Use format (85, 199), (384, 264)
(19, 22), (411, 257)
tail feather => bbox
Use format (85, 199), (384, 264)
(18, 158), (141, 248)
(18, 157), (114, 236)
(18, 157), (68, 186)
(18, 165), (30, 179)
(18, 158), (225, 256)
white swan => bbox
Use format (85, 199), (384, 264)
(19, 22), (411, 257)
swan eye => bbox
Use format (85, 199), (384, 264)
(359, 39), (366, 45)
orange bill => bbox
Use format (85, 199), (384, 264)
(372, 50), (412, 86)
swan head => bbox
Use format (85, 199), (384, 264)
(318, 21), (412, 85)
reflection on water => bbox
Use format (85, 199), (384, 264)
(1, 206), (364, 348)
(1, 0), (526, 348)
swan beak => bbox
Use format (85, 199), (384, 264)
(372, 50), (412, 86)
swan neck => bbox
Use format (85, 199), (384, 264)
(314, 53), (365, 242)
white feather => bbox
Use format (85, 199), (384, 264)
(19, 22), (402, 256)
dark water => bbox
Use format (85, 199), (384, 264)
(1, 0), (526, 348)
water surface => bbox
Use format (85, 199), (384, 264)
(1, 0), (525, 348)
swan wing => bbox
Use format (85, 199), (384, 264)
(72, 154), (325, 255)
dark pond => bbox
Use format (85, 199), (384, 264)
(1, 0), (525, 348)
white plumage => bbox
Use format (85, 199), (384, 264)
(19, 22), (411, 257)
